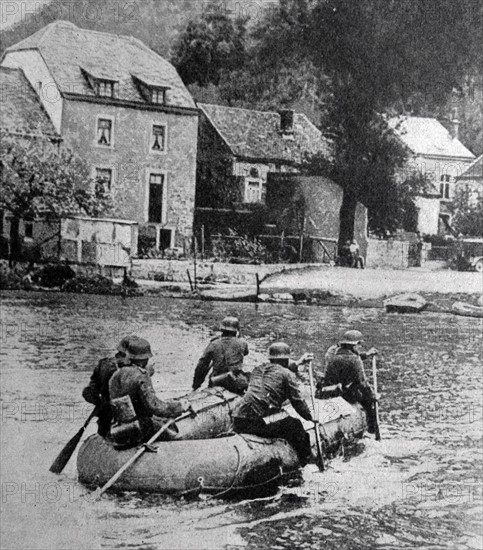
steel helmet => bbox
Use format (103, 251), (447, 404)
(117, 335), (134, 354)
(340, 330), (363, 346)
(125, 336), (153, 360)
(220, 316), (240, 333)
(269, 342), (291, 359)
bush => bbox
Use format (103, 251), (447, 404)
(61, 274), (124, 295)
(31, 263), (76, 288)
(0, 267), (24, 290)
(212, 229), (267, 263)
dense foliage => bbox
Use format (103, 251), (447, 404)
(450, 187), (483, 237)
(0, 132), (111, 261)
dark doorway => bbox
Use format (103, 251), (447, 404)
(148, 174), (164, 223)
(159, 229), (172, 251)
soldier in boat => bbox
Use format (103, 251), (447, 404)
(232, 342), (315, 465)
(192, 316), (250, 395)
(319, 330), (378, 433)
(82, 335), (134, 437)
(109, 337), (190, 447)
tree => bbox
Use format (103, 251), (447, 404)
(249, 0), (483, 246)
(0, 132), (112, 263)
(450, 187), (483, 237)
(171, 5), (248, 87)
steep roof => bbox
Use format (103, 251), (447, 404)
(0, 66), (59, 138)
(388, 116), (475, 159)
(457, 154), (483, 180)
(3, 21), (195, 109)
(199, 103), (329, 164)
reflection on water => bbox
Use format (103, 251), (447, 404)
(1, 291), (481, 550)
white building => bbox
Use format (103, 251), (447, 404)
(389, 116), (475, 235)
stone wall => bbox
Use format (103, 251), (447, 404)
(131, 259), (321, 285)
(366, 239), (410, 269)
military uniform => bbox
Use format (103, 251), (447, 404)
(82, 354), (129, 437)
(233, 362), (313, 463)
(192, 335), (249, 394)
(323, 347), (376, 431)
(109, 364), (185, 440)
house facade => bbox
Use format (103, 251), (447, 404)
(389, 116), (475, 235)
(197, 104), (329, 207)
(1, 21), (198, 252)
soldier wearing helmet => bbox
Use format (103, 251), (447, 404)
(109, 337), (189, 443)
(233, 342), (315, 465)
(321, 330), (378, 433)
(82, 335), (134, 437)
(192, 316), (249, 395)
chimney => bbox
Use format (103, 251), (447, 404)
(279, 109), (295, 135)
(450, 108), (460, 140)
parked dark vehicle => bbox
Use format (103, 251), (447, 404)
(452, 238), (483, 272)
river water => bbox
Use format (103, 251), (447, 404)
(0, 291), (481, 550)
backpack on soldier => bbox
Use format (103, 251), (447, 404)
(110, 395), (143, 448)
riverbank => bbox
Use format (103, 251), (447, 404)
(1, 262), (481, 312)
(131, 264), (482, 312)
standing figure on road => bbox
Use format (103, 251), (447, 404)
(350, 239), (364, 268)
(192, 316), (249, 395)
(233, 342), (315, 465)
(320, 330), (378, 432)
(109, 337), (189, 446)
(82, 336), (133, 437)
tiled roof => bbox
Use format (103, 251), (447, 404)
(3, 21), (195, 109)
(457, 154), (483, 180)
(199, 103), (329, 164)
(388, 116), (475, 159)
(0, 66), (59, 138)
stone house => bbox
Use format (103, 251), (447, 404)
(195, 103), (369, 262)
(389, 116), (475, 235)
(196, 103), (328, 207)
(1, 21), (199, 253)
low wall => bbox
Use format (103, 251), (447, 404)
(131, 259), (321, 285)
(366, 239), (409, 269)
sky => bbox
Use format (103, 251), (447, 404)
(0, 0), (52, 31)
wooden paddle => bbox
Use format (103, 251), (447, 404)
(50, 407), (98, 474)
(372, 356), (382, 441)
(307, 361), (325, 471)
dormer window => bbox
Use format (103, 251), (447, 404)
(81, 68), (118, 99)
(132, 75), (169, 105)
(96, 80), (116, 98)
(151, 88), (166, 105)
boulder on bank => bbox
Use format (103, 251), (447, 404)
(383, 293), (427, 313)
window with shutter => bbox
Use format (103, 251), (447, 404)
(95, 168), (113, 191)
(151, 125), (166, 152)
(97, 118), (112, 146)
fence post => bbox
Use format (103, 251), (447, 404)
(201, 225), (205, 261)
(193, 236), (198, 290)
(299, 218), (306, 263)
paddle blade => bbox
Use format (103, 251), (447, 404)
(49, 427), (85, 474)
